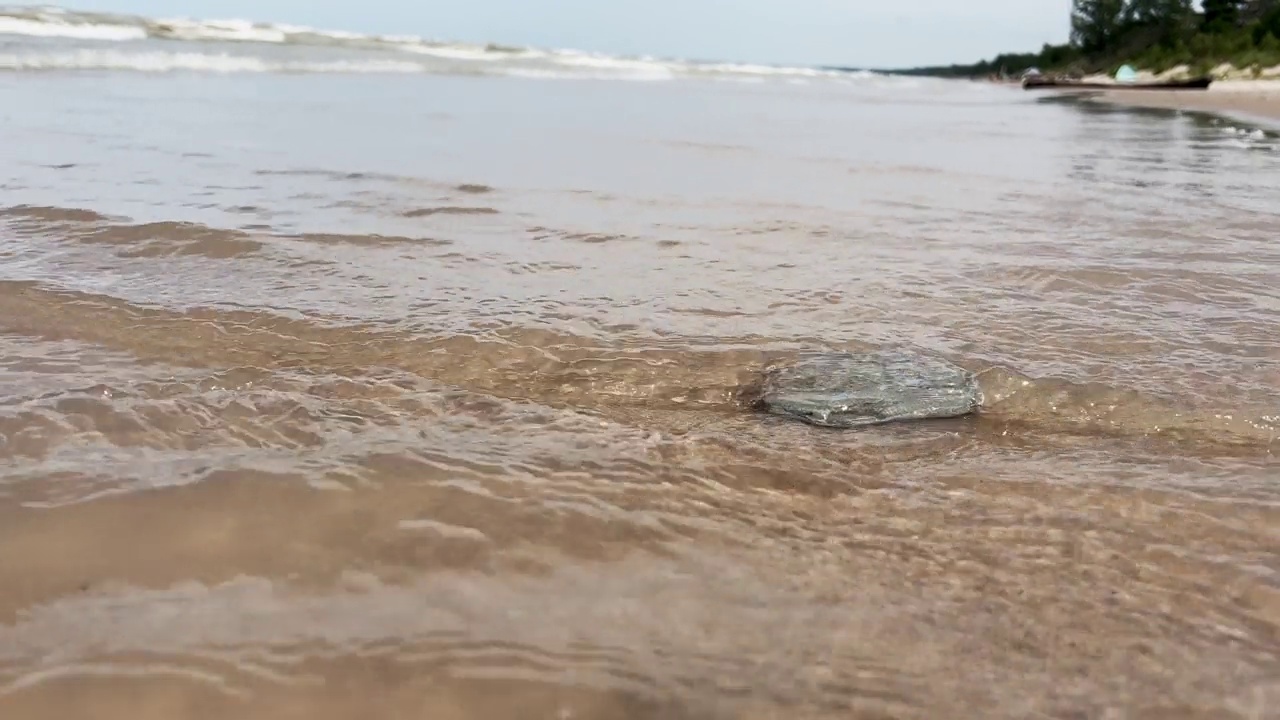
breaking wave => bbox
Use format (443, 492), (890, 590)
(0, 49), (428, 74)
(0, 5), (877, 82)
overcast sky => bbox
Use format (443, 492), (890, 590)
(61, 0), (1075, 68)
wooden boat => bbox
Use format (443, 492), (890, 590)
(1022, 75), (1213, 91)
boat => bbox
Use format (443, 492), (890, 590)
(1022, 75), (1213, 91)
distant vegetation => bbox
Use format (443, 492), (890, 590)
(889, 0), (1280, 78)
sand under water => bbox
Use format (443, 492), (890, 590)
(1094, 79), (1280, 130)
(1, 8), (1280, 720)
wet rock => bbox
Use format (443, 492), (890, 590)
(761, 350), (983, 428)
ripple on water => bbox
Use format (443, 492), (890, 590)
(1, 73), (1280, 719)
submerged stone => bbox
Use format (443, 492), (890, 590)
(761, 350), (983, 428)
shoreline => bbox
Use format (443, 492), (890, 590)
(1083, 81), (1280, 129)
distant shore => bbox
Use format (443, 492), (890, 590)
(1092, 80), (1280, 126)
(891, 1), (1280, 131)
(1017, 75), (1280, 128)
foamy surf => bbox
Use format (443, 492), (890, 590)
(0, 14), (145, 40)
(150, 17), (288, 44)
(0, 49), (428, 73)
(0, 4), (875, 83)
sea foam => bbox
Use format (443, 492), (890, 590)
(0, 4), (875, 83)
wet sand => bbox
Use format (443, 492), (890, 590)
(1, 45), (1279, 720)
(1094, 81), (1280, 127)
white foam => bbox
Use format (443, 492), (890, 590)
(548, 52), (677, 81)
(295, 59), (423, 74)
(151, 17), (287, 43)
(400, 43), (506, 62)
(273, 23), (363, 41)
(554, 51), (670, 70)
(0, 5), (893, 85)
(0, 45), (892, 84)
(0, 16), (145, 41)
(504, 67), (670, 82)
(0, 49), (423, 73)
(696, 61), (835, 78)
(0, 49), (267, 71)
(378, 34), (427, 45)
(502, 68), (573, 80)
(270, 21), (426, 45)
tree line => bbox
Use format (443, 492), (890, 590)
(893, 0), (1280, 78)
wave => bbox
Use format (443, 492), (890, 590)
(0, 49), (428, 73)
(0, 5), (872, 82)
(0, 14), (144, 40)
(0, 47), (875, 81)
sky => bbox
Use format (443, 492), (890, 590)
(55, 0), (1075, 68)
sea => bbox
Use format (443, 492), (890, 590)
(1, 6), (1279, 720)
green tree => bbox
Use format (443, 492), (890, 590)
(1126, 0), (1196, 46)
(1071, 0), (1128, 52)
(1241, 0), (1280, 22)
(1125, 0), (1192, 23)
(1202, 0), (1246, 32)
(1253, 2), (1280, 42)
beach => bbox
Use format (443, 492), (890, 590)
(2, 7), (1280, 720)
(1095, 78), (1280, 127)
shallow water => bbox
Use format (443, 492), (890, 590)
(2, 22), (1280, 720)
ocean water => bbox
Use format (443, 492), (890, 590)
(2, 7), (1280, 720)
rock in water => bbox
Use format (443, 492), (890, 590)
(761, 350), (983, 428)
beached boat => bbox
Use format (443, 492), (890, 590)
(1022, 75), (1213, 91)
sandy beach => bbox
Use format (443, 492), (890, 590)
(1094, 79), (1280, 126)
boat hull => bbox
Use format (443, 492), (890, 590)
(1022, 76), (1213, 91)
